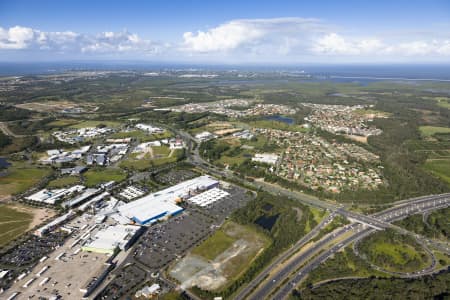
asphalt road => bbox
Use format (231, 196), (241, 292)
(172, 127), (450, 300)
(233, 213), (336, 300)
(267, 197), (450, 300)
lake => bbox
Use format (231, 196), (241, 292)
(0, 157), (10, 169)
(265, 115), (294, 125)
(255, 214), (279, 231)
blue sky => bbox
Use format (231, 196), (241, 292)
(0, 0), (449, 63)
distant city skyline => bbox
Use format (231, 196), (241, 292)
(1, 0), (450, 63)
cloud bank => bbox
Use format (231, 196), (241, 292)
(0, 26), (163, 55)
(1, 18), (450, 62)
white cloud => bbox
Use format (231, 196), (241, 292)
(312, 32), (450, 58)
(0, 21), (449, 62)
(0, 26), (163, 55)
(0, 26), (35, 49)
(182, 17), (327, 53)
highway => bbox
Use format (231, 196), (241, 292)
(171, 127), (450, 300)
(233, 213), (336, 300)
(265, 197), (449, 300)
(271, 226), (372, 300)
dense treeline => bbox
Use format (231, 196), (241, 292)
(0, 131), (12, 149)
(395, 207), (450, 240)
(358, 229), (428, 272)
(294, 269), (450, 300)
(302, 248), (383, 287)
(191, 191), (318, 299)
(0, 105), (31, 121)
(199, 139), (230, 161)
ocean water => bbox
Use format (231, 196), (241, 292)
(0, 62), (449, 82)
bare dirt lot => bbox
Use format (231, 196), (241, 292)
(169, 221), (268, 291)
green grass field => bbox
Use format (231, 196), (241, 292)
(120, 148), (183, 170)
(423, 159), (450, 184)
(0, 205), (33, 247)
(419, 126), (450, 137)
(47, 176), (80, 188)
(185, 221), (270, 291)
(153, 145), (171, 156)
(372, 242), (420, 266)
(0, 164), (51, 198)
(192, 229), (235, 261)
(83, 168), (127, 187)
(359, 229), (430, 273)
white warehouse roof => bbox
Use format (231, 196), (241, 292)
(82, 224), (141, 254)
(188, 188), (229, 207)
(117, 175), (218, 224)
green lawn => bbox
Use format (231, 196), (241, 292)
(242, 135), (269, 150)
(83, 168), (127, 187)
(192, 229), (236, 261)
(153, 145), (171, 156)
(120, 157), (153, 171)
(419, 126), (450, 137)
(217, 154), (247, 166)
(0, 164), (51, 197)
(423, 159), (450, 184)
(0, 205), (33, 247)
(120, 148), (183, 170)
(47, 176), (80, 188)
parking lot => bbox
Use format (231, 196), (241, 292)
(0, 231), (69, 292)
(154, 169), (199, 185)
(134, 183), (251, 271)
(95, 182), (252, 299)
(2, 214), (114, 300)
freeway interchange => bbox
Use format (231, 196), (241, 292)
(171, 127), (450, 300)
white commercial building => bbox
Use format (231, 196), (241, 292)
(135, 123), (164, 133)
(26, 185), (85, 205)
(252, 153), (279, 165)
(195, 131), (216, 142)
(82, 224), (143, 254)
(116, 175), (219, 225)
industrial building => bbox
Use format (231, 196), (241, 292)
(81, 224), (143, 254)
(252, 153), (279, 165)
(135, 123), (164, 133)
(26, 185), (85, 205)
(188, 187), (229, 207)
(116, 175), (219, 225)
(61, 188), (101, 208)
(34, 211), (76, 236)
(60, 166), (87, 175)
(195, 131), (217, 142)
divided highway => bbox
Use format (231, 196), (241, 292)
(171, 127), (450, 300)
(264, 196), (450, 300)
